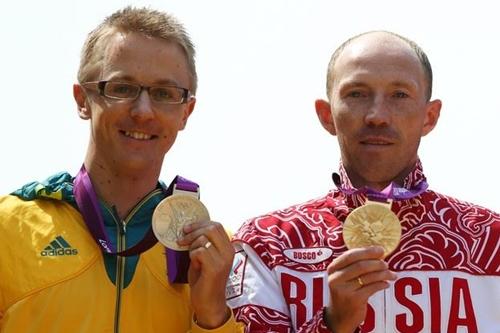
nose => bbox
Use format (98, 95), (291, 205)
(364, 94), (390, 127)
(130, 89), (154, 121)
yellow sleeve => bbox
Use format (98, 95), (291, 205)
(190, 310), (245, 333)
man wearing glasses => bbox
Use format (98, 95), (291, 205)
(0, 7), (241, 333)
(227, 31), (499, 332)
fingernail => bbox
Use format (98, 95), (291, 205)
(370, 245), (384, 253)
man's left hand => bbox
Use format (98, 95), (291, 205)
(178, 220), (234, 329)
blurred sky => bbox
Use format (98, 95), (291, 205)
(1, 0), (499, 230)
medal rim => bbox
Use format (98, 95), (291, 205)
(152, 194), (210, 250)
(343, 202), (402, 257)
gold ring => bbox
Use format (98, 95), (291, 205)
(204, 241), (212, 249)
(357, 277), (364, 287)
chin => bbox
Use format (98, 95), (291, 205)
(354, 165), (402, 187)
(112, 156), (163, 175)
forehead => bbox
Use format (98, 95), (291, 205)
(99, 32), (190, 85)
(333, 35), (425, 91)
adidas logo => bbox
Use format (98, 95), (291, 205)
(40, 236), (78, 256)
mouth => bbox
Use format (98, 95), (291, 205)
(360, 137), (394, 146)
(360, 140), (392, 145)
(121, 130), (157, 141)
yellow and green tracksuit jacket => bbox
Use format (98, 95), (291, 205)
(0, 172), (243, 333)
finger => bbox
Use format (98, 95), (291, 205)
(328, 246), (385, 273)
(178, 221), (225, 246)
(183, 220), (211, 233)
(203, 221), (229, 242)
(190, 254), (201, 271)
(190, 230), (234, 266)
(339, 259), (391, 282)
(185, 233), (214, 252)
(178, 222), (234, 258)
(362, 269), (398, 285)
(356, 280), (392, 300)
(185, 221), (229, 242)
(189, 226), (234, 266)
(353, 270), (397, 290)
(189, 237), (227, 276)
(327, 260), (390, 295)
(189, 235), (216, 265)
(188, 233), (232, 264)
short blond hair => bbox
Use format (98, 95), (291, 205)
(77, 6), (197, 93)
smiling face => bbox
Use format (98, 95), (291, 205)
(316, 33), (441, 189)
(74, 31), (195, 177)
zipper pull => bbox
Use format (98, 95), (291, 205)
(112, 205), (127, 235)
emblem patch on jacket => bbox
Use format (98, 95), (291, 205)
(283, 247), (332, 264)
(40, 236), (79, 256)
(226, 251), (247, 299)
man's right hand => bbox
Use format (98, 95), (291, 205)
(324, 246), (397, 333)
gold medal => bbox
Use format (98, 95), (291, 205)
(152, 195), (210, 250)
(343, 201), (401, 257)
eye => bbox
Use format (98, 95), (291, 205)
(346, 91), (363, 98)
(153, 88), (171, 99)
(105, 82), (137, 98)
(151, 87), (183, 103)
(114, 85), (132, 94)
(393, 91), (409, 98)
(151, 87), (173, 102)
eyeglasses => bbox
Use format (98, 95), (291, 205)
(83, 81), (193, 105)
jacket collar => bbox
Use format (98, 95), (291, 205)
(335, 158), (427, 206)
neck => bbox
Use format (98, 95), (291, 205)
(83, 155), (161, 220)
(351, 178), (400, 192)
(346, 164), (415, 191)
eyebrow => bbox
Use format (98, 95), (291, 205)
(105, 75), (182, 87)
(389, 81), (418, 90)
(337, 81), (369, 91)
(155, 79), (183, 86)
(338, 80), (418, 91)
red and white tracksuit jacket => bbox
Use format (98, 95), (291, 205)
(227, 161), (500, 332)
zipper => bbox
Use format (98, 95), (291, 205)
(102, 189), (163, 333)
(113, 215), (126, 333)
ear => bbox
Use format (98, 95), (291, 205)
(315, 99), (336, 136)
(73, 84), (91, 120)
(421, 99), (442, 136)
(179, 97), (196, 130)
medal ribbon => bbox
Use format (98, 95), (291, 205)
(73, 164), (198, 283)
(332, 172), (428, 202)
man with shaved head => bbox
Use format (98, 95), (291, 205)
(227, 31), (499, 332)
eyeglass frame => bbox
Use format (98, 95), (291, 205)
(82, 80), (194, 105)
